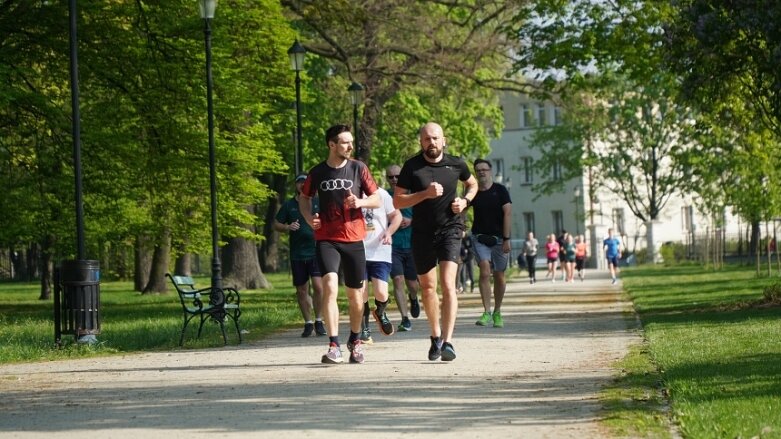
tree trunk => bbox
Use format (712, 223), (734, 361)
(26, 243), (40, 280)
(38, 235), (54, 300)
(223, 235), (270, 290)
(174, 253), (192, 276)
(143, 229), (171, 294)
(134, 234), (153, 292)
(260, 173), (287, 272)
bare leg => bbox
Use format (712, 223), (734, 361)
(321, 273), (340, 336)
(478, 259), (492, 313)
(346, 286), (364, 335)
(418, 267), (440, 338)
(392, 275), (409, 317)
(493, 271), (506, 313)
(311, 276), (324, 319)
(439, 260), (459, 342)
(296, 281), (313, 321)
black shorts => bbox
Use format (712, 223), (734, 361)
(412, 227), (462, 274)
(316, 240), (366, 289)
(575, 257), (585, 271)
(291, 258), (321, 287)
(391, 248), (417, 280)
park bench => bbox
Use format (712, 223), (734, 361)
(165, 273), (242, 346)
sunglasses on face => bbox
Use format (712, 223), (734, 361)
(386, 175), (399, 179)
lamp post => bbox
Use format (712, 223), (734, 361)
(348, 82), (363, 159)
(288, 40), (306, 175)
(573, 186), (581, 235)
(199, 0), (221, 290)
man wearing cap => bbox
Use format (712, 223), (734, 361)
(274, 173), (326, 337)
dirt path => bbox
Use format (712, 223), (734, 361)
(0, 271), (638, 438)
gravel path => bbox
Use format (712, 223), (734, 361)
(0, 270), (638, 438)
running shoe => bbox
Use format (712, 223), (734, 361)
(314, 320), (327, 336)
(301, 322), (314, 338)
(441, 342), (456, 361)
(409, 294), (421, 318)
(428, 336), (442, 361)
(373, 308), (395, 336)
(492, 311), (504, 328)
(611, 278), (617, 285)
(476, 311), (492, 326)
(398, 316), (412, 332)
(360, 327), (374, 344)
(321, 343), (343, 364)
(347, 339), (365, 364)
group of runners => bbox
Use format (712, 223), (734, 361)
(275, 122), (515, 364)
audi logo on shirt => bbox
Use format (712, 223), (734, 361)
(320, 179), (354, 191)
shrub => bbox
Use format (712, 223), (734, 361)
(762, 282), (781, 303)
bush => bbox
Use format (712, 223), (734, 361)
(660, 242), (687, 265)
(762, 282), (781, 303)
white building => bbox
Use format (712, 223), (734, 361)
(487, 92), (742, 267)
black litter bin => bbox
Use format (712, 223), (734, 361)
(55, 259), (100, 345)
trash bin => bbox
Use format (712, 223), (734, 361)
(55, 259), (100, 345)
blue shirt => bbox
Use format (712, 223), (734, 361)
(603, 237), (621, 258)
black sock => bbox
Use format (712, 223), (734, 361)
(375, 298), (388, 314)
(363, 301), (370, 326)
(348, 331), (360, 344)
(329, 336), (339, 346)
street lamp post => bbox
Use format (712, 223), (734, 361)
(199, 0), (221, 290)
(574, 186), (581, 235)
(288, 40), (306, 175)
(348, 82), (363, 159)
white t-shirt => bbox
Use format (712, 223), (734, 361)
(362, 188), (395, 262)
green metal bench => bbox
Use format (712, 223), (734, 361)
(166, 273), (242, 346)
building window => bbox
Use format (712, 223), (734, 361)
(552, 210), (564, 235)
(492, 158), (505, 183)
(521, 156), (533, 184)
(523, 212), (535, 235)
(553, 106), (562, 125)
(612, 208), (625, 235)
(520, 104), (533, 128)
(552, 161), (563, 180)
(537, 103), (546, 126)
(682, 206), (694, 231)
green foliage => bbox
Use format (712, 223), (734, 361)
(763, 282), (781, 304)
(623, 264), (781, 437)
(659, 242), (686, 266)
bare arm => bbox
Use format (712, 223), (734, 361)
(393, 184), (441, 209)
(452, 174), (479, 213)
(502, 202), (512, 253)
(298, 195), (320, 230)
(386, 209), (403, 236)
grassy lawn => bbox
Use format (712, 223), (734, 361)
(0, 272), (335, 364)
(620, 264), (781, 439)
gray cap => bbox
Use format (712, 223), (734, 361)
(295, 174), (307, 182)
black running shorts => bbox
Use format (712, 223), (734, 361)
(316, 240), (366, 289)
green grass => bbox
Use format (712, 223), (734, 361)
(0, 272), (336, 364)
(620, 264), (781, 439)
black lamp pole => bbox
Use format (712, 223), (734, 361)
(68, 0), (84, 259)
(200, 0), (221, 290)
(288, 40), (306, 176)
(348, 82), (364, 159)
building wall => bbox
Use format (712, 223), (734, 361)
(487, 92), (742, 265)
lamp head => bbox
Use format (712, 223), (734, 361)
(198, 0), (216, 19)
(287, 40), (306, 72)
(348, 82), (364, 106)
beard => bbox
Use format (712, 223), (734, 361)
(424, 145), (442, 159)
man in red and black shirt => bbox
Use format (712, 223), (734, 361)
(299, 124), (380, 365)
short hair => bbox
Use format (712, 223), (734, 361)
(473, 158), (492, 169)
(325, 124), (351, 145)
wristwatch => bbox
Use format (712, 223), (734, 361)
(464, 198), (472, 207)
(503, 236), (510, 240)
